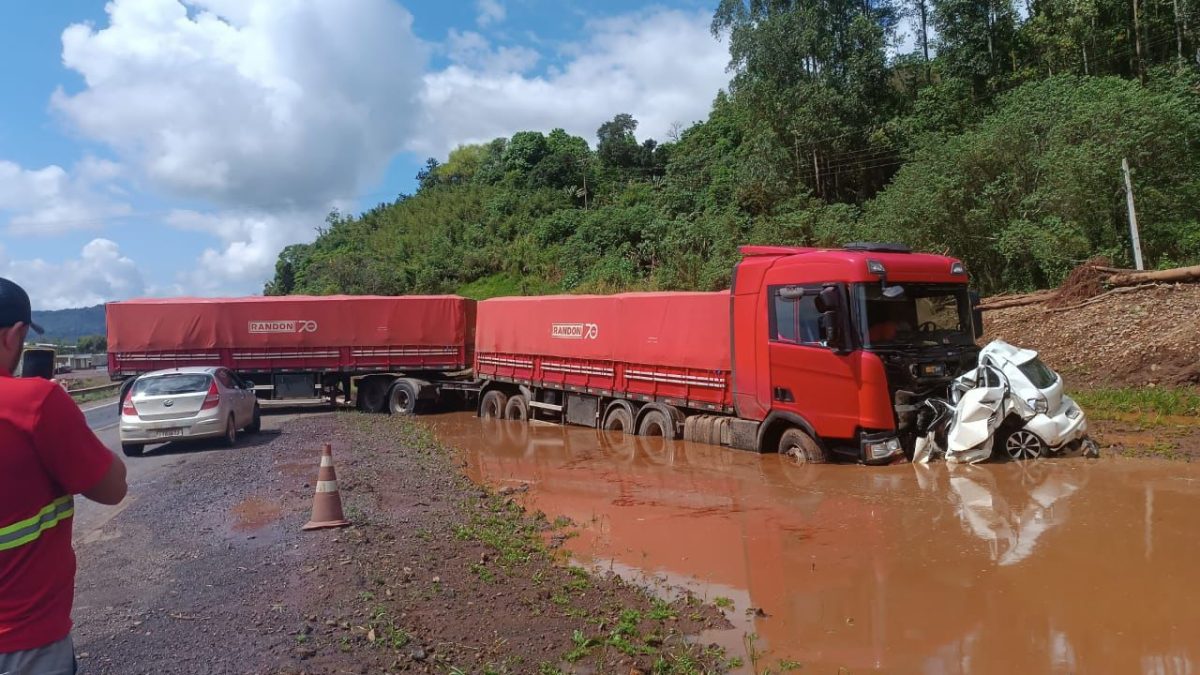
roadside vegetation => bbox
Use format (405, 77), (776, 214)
(306, 413), (739, 673)
(1074, 387), (1200, 421)
(268, 2), (1200, 300)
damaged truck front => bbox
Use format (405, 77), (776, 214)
(737, 243), (983, 463)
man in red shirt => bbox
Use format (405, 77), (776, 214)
(0, 278), (127, 674)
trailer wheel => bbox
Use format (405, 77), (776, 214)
(779, 428), (827, 464)
(504, 395), (529, 421)
(388, 380), (419, 415)
(637, 409), (674, 438)
(480, 390), (508, 419)
(358, 379), (388, 413)
(602, 406), (634, 433)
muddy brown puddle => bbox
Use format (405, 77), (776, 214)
(428, 412), (1200, 673)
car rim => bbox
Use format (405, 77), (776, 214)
(1006, 430), (1042, 460)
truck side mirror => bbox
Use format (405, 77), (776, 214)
(815, 286), (841, 313)
(969, 290), (984, 338)
(819, 311), (841, 348)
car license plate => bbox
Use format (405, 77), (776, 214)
(155, 428), (185, 438)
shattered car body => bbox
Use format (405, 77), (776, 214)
(914, 340), (1096, 463)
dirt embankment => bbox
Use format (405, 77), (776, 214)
(983, 283), (1200, 389)
(73, 413), (733, 674)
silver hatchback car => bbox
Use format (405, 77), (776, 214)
(120, 367), (261, 457)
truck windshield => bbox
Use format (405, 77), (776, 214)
(853, 284), (973, 348)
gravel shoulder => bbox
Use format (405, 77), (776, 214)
(71, 412), (734, 674)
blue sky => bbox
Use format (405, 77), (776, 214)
(0, 1), (730, 309)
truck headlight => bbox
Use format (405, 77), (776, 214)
(864, 437), (902, 460)
(1027, 397), (1049, 414)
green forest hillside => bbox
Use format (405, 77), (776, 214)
(267, 0), (1200, 299)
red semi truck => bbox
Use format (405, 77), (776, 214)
(475, 244), (983, 464)
(107, 295), (476, 413)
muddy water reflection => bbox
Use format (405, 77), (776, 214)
(431, 413), (1200, 673)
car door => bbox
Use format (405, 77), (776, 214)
(231, 372), (256, 421)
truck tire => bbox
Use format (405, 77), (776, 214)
(121, 443), (143, 458)
(779, 428), (826, 464)
(388, 380), (419, 415)
(637, 409), (674, 438)
(602, 405), (634, 433)
(358, 379), (387, 413)
(504, 395), (529, 421)
(480, 390), (508, 419)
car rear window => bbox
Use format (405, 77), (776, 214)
(133, 374), (212, 396)
(1018, 358), (1058, 389)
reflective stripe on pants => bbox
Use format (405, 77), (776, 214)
(0, 496), (74, 552)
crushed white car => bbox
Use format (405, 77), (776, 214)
(913, 340), (1098, 463)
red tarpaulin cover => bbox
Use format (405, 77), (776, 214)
(475, 292), (731, 371)
(107, 296), (472, 352)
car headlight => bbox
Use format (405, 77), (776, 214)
(1027, 397), (1049, 414)
(1066, 406), (1082, 420)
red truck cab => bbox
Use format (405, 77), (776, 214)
(732, 243), (982, 463)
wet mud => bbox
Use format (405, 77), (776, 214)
(431, 412), (1200, 673)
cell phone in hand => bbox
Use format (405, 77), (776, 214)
(19, 348), (56, 380)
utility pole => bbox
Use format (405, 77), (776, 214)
(1122, 158), (1145, 270)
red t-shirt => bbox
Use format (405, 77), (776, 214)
(0, 370), (113, 653)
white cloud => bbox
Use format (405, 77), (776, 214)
(476, 0), (505, 27)
(446, 29), (540, 74)
(414, 8), (729, 156)
(0, 239), (145, 310)
(0, 158), (131, 235)
(167, 208), (324, 295)
(52, 0), (429, 212)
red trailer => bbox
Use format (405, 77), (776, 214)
(475, 292), (733, 418)
(108, 295), (476, 412)
(475, 244), (985, 464)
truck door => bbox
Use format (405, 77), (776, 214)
(766, 286), (862, 441)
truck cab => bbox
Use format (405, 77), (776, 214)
(731, 243), (983, 464)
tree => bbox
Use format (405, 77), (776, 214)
(597, 114), (642, 168)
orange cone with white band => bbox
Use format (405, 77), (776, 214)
(302, 443), (351, 531)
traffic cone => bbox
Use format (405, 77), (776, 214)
(302, 443), (351, 531)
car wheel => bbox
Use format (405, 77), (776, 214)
(224, 414), (238, 447)
(504, 395), (529, 421)
(1002, 428), (1046, 460)
(779, 428), (827, 464)
(246, 404), (262, 433)
(479, 390), (508, 419)
(121, 443), (143, 458)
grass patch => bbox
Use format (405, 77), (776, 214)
(1074, 387), (1200, 421)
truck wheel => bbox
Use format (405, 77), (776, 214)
(121, 443), (143, 458)
(637, 409), (675, 438)
(480, 390), (508, 419)
(504, 395), (529, 421)
(388, 381), (419, 415)
(602, 406), (634, 433)
(779, 428), (826, 464)
(358, 380), (387, 413)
